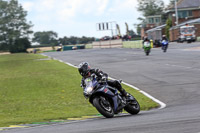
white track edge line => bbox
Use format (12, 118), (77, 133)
(41, 54), (166, 109)
(109, 77), (166, 109)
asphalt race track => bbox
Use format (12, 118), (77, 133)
(2, 42), (200, 133)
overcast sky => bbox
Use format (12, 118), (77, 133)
(18, 0), (170, 38)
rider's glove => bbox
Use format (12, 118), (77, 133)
(101, 75), (107, 82)
(83, 92), (89, 99)
(80, 84), (83, 88)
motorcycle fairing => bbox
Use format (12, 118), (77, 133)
(92, 85), (119, 113)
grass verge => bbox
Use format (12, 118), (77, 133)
(0, 54), (158, 127)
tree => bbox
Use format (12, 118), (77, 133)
(129, 30), (137, 37)
(168, 0), (179, 6)
(9, 38), (31, 53)
(135, 0), (165, 33)
(165, 18), (172, 39)
(58, 36), (69, 45)
(57, 36), (95, 45)
(79, 36), (94, 44)
(32, 31), (58, 46)
(0, 0), (33, 53)
(137, 0), (164, 17)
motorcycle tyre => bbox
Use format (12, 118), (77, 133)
(162, 46), (167, 52)
(145, 49), (150, 56)
(93, 96), (114, 118)
(124, 98), (140, 115)
(163, 48), (167, 52)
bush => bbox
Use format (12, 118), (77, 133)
(9, 38), (31, 53)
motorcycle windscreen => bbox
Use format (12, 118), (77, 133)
(84, 77), (97, 94)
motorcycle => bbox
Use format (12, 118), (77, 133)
(161, 40), (168, 52)
(143, 41), (151, 56)
(82, 75), (140, 118)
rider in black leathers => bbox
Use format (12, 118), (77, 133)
(143, 36), (150, 43)
(78, 62), (129, 98)
(142, 36), (150, 48)
(161, 35), (168, 41)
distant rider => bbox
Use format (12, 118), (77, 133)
(161, 35), (169, 49)
(142, 36), (150, 48)
(78, 62), (130, 99)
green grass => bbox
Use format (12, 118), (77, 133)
(44, 50), (57, 52)
(123, 40), (143, 48)
(0, 54), (158, 127)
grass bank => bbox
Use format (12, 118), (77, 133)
(0, 54), (158, 127)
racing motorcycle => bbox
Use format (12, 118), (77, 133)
(143, 41), (151, 56)
(161, 40), (168, 52)
(82, 75), (140, 118)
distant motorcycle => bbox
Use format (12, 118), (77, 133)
(161, 40), (168, 52)
(143, 41), (151, 56)
(83, 75), (140, 118)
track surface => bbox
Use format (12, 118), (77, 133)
(3, 42), (200, 133)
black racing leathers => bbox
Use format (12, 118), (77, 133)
(81, 68), (127, 96)
(143, 38), (150, 44)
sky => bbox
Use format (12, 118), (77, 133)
(18, 0), (170, 38)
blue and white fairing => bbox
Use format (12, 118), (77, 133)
(162, 40), (168, 45)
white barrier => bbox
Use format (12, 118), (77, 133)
(92, 39), (123, 48)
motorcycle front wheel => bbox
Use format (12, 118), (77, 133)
(124, 98), (140, 115)
(93, 96), (114, 118)
(163, 46), (167, 52)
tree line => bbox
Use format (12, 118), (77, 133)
(0, 0), (32, 53)
(32, 31), (95, 47)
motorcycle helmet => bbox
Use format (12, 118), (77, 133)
(78, 62), (91, 77)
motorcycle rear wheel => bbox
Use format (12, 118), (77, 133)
(145, 50), (150, 56)
(93, 96), (114, 118)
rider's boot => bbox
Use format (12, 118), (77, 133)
(115, 80), (131, 101)
(120, 89), (131, 102)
